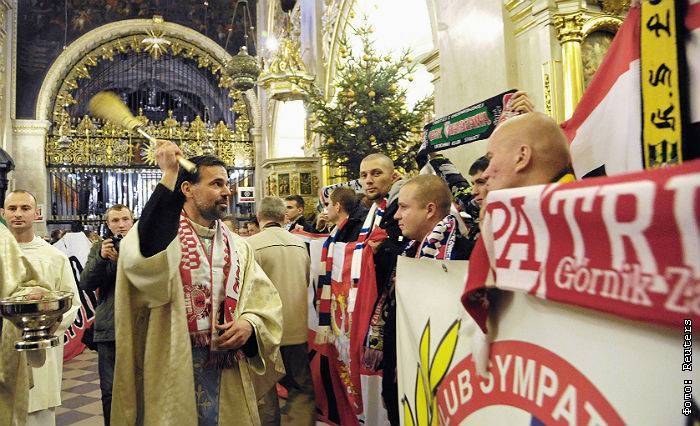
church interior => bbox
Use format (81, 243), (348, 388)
(0, 0), (698, 425)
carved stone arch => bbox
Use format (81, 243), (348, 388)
(35, 18), (262, 136)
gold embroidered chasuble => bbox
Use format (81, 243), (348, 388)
(111, 222), (284, 425)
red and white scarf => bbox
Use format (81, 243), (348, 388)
(178, 213), (241, 359)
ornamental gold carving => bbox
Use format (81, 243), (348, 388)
(554, 13), (586, 43)
(46, 24), (255, 168)
(599, 0), (631, 16)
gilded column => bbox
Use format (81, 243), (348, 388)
(554, 12), (585, 120)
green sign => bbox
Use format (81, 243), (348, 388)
(418, 90), (517, 155)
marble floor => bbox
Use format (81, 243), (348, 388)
(57, 349), (325, 425)
(57, 350), (104, 425)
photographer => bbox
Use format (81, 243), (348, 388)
(78, 204), (133, 425)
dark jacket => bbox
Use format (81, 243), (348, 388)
(425, 155), (485, 244)
(79, 240), (118, 342)
(371, 180), (408, 426)
(335, 203), (369, 243)
(374, 180), (408, 293)
(286, 214), (316, 233)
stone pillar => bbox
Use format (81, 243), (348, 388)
(554, 12), (586, 120)
(251, 126), (265, 208)
(0, 0), (14, 155)
(11, 119), (50, 235)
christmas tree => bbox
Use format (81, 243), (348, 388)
(307, 24), (433, 180)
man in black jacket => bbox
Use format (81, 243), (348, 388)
(79, 204), (133, 426)
(395, 175), (472, 260)
(284, 195), (314, 232)
(357, 153), (406, 426)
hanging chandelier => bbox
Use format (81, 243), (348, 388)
(226, 0), (260, 91)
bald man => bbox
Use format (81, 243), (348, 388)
(481, 112), (575, 191)
(394, 175), (472, 260)
(358, 152), (407, 425)
(0, 223), (51, 425)
(3, 190), (81, 426)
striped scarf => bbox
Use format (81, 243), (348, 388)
(315, 218), (347, 343)
(351, 198), (387, 282)
(403, 214), (459, 260)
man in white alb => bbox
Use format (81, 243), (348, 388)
(2, 190), (82, 426)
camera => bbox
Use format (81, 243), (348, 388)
(111, 234), (123, 253)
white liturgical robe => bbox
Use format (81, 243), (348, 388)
(18, 236), (81, 413)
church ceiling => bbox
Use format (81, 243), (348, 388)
(16, 0), (257, 119)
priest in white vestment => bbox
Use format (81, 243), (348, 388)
(0, 221), (53, 425)
(2, 190), (82, 426)
(112, 141), (284, 425)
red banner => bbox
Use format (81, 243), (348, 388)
(464, 159), (700, 332)
(292, 230), (387, 425)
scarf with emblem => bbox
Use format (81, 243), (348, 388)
(351, 198), (386, 281)
(178, 213), (241, 366)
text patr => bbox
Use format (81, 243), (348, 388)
(481, 160), (700, 328)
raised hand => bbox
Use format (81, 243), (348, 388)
(100, 238), (118, 261)
(509, 90), (535, 114)
(155, 139), (183, 190)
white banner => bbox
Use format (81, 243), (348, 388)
(396, 256), (698, 425)
(53, 232), (97, 360)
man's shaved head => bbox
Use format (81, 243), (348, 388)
(401, 175), (452, 218)
(360, 153), (395, 172)
(2, 190), (38, 240)
(482, 112), (571, 191)
(360, 153), (399, 201)
(3, 190), (37, 208)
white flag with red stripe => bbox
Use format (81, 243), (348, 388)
(561, 0), (700, 178)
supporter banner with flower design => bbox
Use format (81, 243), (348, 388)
(396, 256), (695, 426)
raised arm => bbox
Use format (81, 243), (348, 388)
(118, 140), (184, 307)
(79, 242), (111, 292)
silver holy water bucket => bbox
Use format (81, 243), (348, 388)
(0, 291), (73, 351)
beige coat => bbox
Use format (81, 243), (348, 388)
(111, 222), (284, 425)
(246, 227), (310, 346)
(0, 224), (51, 426)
